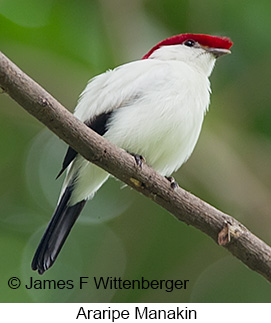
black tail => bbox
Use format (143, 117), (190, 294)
(31, 185), (86, 274)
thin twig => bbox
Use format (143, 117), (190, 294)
(1, 51), (271, 282)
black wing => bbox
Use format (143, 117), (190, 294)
(56, 111), (113, 178)
(32, 111), (114, 274)
(31, 183), (86, 274)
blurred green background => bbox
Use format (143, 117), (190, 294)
(1, 0), (271, 302)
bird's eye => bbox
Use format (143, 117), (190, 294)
(183, 39), (196, 47)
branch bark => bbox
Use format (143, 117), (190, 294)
(1, 51), (271, 282)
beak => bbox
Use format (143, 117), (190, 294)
(205, 47), (231, 58)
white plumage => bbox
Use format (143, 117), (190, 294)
(32, 33), (232, 274)
(68, 57), (212, 203)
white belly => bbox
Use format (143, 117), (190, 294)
(66, 60), (211, 202)
(104, 93), (206, 176)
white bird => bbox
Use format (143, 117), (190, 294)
(32, 33), (233, 274)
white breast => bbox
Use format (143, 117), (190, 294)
(104, 60), (210, 175)
(66, 59), (211, 203)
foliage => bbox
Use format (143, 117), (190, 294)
(1, 0), (271, 302)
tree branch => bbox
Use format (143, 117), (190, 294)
(1, 51), (271, 282)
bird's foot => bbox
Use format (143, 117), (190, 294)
(165, 176), (179, 190)
(130, 153), (145, 169)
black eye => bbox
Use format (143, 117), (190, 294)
(183, 39), (196, 47)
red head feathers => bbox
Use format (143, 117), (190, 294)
(142, 33), (233, 59)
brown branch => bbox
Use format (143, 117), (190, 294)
(1, 51), (271, 282)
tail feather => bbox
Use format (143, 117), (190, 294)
(31, 185), (86, 274)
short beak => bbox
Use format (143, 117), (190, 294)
(206, 47), (231, 58)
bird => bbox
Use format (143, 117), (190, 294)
(31, 33), (233, 274)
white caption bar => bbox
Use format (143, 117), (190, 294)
(1, 303), (268, 322)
